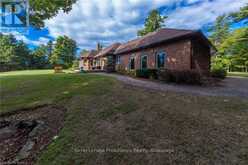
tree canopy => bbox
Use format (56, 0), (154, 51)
(0, 33), (78, 71)
(230, 4), (248, 24)
(208, 15), (230, 47)
(218, 27), (248, 71)
(31, 45), (50, 69)
(209, 4), (248, 72)
(137, 9), (167, 36)
(28, 0), (77, 28)
(0, 34), (30, 70)
(0, 34), (16, 64)
(50, 36), (77, 68)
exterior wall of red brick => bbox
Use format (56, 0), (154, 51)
(80, 29), (212, 74)
(116, 39), (193, 71)
(191, 39), (211, 74)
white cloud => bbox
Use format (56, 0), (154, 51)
(44, 0), (247, 49)
(186, 0), (201, 4)
(8, 32), (50, 46)
(45, 0), (176, 49)
(166, 0), (247, 29)
(34, 37), (50, 46)
(20, 36), (49, 46)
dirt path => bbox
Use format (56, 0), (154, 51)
(94, 73), (248, 98)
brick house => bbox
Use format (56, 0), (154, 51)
(79, 44), (102, 71)
(94, 43), (121, 72)
(80, 28), (214, 74)
(79, 43), (121, 71)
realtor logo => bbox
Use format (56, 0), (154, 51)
(0, 0), (29, 33)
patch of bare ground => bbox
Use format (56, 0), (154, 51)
(0, 104), (66, 164)
(71, 84), (248, 165)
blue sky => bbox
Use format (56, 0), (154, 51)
(2, 0), (247, 51)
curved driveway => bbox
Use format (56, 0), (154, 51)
(94, 73), (248, 98)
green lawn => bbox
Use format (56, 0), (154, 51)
(1, 70), (248, 164)
(0, 70), (102, 114)
(228, 72), (248, 77)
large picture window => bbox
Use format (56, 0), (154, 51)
(156, 52), (166, 68)
(141, 55), (148, 69)
(129, 56), (135, 70)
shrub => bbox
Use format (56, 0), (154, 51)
(128, 70), (136, 77)
(147, 69), (158, 79)
(106, 65), (115, 73)
(158, 69), (174, 82)
(211, 67), (227, 79)
(116, 64), (126, 74)
(136, 69), (149, 78)
(136, 69), (158, 79)
(158, 69), (203, 85)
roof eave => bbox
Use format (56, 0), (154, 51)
(114, 32), (195, 55)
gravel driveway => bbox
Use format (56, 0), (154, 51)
(94, 73), (248, 98)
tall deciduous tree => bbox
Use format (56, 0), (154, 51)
(210, 4), (248, 72)
(28, 0), (77, 28)
(137, 9), (166, 36)
(208, 15), (230, 47)
(31, 45), (49, 69)
(0, 34), (16, 64)
(46, 40), (53, 61)
(230, 4), (248, 24)
(50, 36), (77, 68)
(0, 34), (30, 70)
(14, 41), (30, 68)
(219, 27), (248, 72)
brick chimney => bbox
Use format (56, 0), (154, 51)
(96, 42), (102, 51)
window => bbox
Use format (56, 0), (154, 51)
(116, 55), (121, 64)
(129, 56), (135, 70)
(107, 56), (113, 66)
(156, 52), (166, 68)
(141, 55), (148, 69)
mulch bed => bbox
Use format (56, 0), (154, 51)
(0, 105), (67, 165)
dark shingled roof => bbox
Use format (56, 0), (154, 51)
(81, 50), (98, 59)
(95, 43), (121, 58)
(114, 28), (212, 54)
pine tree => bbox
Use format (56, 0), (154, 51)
(137, 9), (167, 36)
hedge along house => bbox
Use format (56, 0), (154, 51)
(114, 28), (215, 75)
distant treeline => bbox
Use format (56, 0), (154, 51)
(0, 34), (77, 72)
